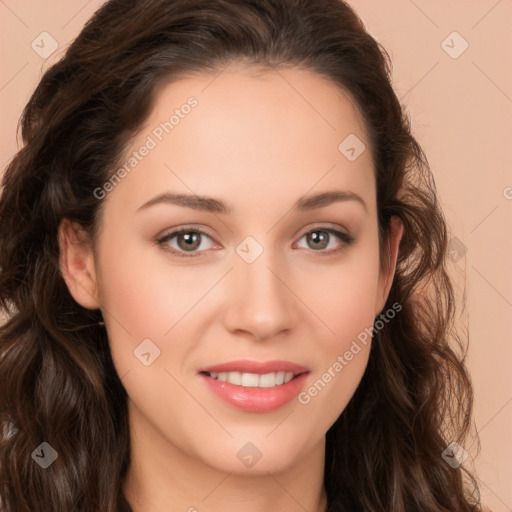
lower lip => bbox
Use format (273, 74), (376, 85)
(199, 372), (309, 412)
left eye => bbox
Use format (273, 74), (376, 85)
(295, 228), (353, 253)
(157, 227), (355, 258)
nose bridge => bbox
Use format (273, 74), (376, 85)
(224, 239), (296, 339)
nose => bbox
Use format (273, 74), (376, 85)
(222, 248), (298, 341)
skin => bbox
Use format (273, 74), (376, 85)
(59, 63), (403, 512)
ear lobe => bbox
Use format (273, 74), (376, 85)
(375, 216), (404, 316)
(58, 218), (100, 310)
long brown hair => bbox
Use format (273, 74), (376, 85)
(0, 0), (483, 510)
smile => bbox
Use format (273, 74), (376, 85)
(198, 360), (310, 413)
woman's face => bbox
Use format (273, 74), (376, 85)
(61, 64), (401, 475)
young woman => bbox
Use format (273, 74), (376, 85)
(0, 0), (485, 510)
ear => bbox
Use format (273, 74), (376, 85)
(374, 216), (403, 316)
(58, 218), (101, 310)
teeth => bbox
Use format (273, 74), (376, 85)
(258, 372), (276, 387)
(241, 372), (259, 386)
(226, 371), (241, 385)
(208, 371), (297, 387)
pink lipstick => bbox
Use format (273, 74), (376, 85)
(198, 360), (309, 412)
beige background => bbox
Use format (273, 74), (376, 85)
(1, 1), (511, 510)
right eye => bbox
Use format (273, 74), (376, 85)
(157, 228), (218, 258)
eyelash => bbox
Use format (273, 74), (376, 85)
(156, 226), (356, 259)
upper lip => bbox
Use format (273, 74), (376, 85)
(199, 360), (309, 375)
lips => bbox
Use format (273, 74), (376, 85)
(198, 360), (309, 412)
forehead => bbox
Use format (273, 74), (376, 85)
(105, 64), (375, 217)
(145, 63), (370, 157)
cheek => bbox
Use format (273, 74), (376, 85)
(96, 234), (208, 334)
(293, 243), (379, 418)
(297, 278), (375, 430)
(297, 242), (381, 347)
(315, 271), (377, 333)
(95, 235), (220, 380)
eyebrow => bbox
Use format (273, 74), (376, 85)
(136, 190), (367, 214)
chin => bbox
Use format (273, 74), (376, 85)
(193, 433), (317, 475)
